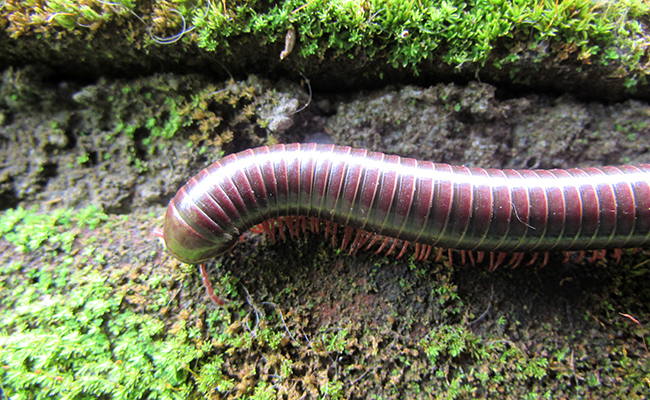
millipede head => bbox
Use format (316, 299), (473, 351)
(162, 200), (238, 264)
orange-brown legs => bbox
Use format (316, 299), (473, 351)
(248, 216), (630, 270)
(200, 263), (225, 306)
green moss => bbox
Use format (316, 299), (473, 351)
(67, 73), (268, 175)
(0, 271), (201, 399)
(0, 205), (203, 399)
(1, 206), (80, 253)
(0, 206), (241, 399)
(2, 0), (135, 39)
(2, 0), (650, 90)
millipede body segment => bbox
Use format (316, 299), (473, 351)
(162, 143), (650, 264)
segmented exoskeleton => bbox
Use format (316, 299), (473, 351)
(162, 143), (650, 267)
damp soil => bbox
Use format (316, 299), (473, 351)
(1, 67), (649, 398)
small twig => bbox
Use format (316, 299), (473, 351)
(631, 258), (650, 270)
(207, 58), (234, 84)
(42, 198), (62, 205)
(241, 284), (263, 334)
(163, 287), (181, 310)
(292, 0), (315, 14)
(205, 77), (237, 98)
(290, 71), (312, 115)
(620, 312), (649, 356)
(262, 301), (299, 344)
(569, 349), (583, 385)
(348, 367), (372, 386)
(300, 327), (312, 346)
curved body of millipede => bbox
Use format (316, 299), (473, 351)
(162, 143), (650, 268)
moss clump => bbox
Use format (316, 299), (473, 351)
(159, 0), (650, 88)
(0, 205), (200, 399)
(1, 0), (649, 96)
(1, 0), (135, 38)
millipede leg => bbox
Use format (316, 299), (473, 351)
(526, 253), (539, 266)
(490, 252), (507, 271)
(396, 241), (410, 259)
(341, 226), (355, 251)
(540, 252), (550, 267)
(365, 234), (381, 251)
(435, 247), (444, 262)
(508, 252), (524, 269)
(374, 237), (392, 255)
(331, 223), (339, 247)
(250, 224), (264, 234)
(299, 216), (308, 235)
(599, 249), (607, 260)
(199, 264), (225, 306)
(589, 249), (608, 262)
(384, 239), (400, 256)
(448, 248), (453, 268)
(348, 230), (364, 254)
(587, 250), (598, 262)
(417, 244), (425, 261)
(468, 251), (476, 267)
(498, 252), (507, 268)
(310, 217), (319, 234)
(354, 231), (373, 254)
(423, 245), (433, 261)
(414, 243), (421, 260)
(257, 220), (271, 240)
(285, 216), (298, 239)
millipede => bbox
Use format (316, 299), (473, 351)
(159, 143), (650, 302)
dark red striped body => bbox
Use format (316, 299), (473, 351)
(163, 143), (650, 264)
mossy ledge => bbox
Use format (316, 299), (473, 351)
(1, 0), (650, 101)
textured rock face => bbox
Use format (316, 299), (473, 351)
(1, 69), (649, 212)
(325, 82), (650, 169)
